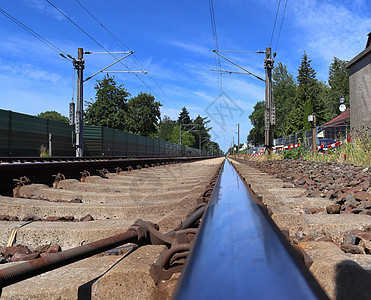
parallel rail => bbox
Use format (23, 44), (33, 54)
(173, 159), (328, 299)
(0, 156), (216, 195)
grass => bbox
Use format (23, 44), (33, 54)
(304, 135), (371, 167)
(242, 135), (371, 167)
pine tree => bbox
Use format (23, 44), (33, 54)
(326, 57), (349, 120)
(192, 115), (211, 150)
(286, 52), (325, 133)
(273, 62), (297, 137)
(302, 99), (313, 131)
(178, 107), (192, 130)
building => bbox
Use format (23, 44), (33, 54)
(345, 33), (371, 135)
(319, 109), (350, 140)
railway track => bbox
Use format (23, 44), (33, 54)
(0, 156), (211, 195)
(0, 156), (369, 299)
(0, 157), (223, 299)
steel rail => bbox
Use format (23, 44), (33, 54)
(173, 159), (328, 300)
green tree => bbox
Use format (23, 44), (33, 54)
(286, 52), (325, 133)
(192, 115), (211, 150)
(247, 101), (265, 145)
(169, 125), (195, 146)
(273, 62), (297, 137)
(84, 75), (130, 131)
(208, 140), (222, 155)
(326, 57), (349, 120)
(125, 92), (162, 136)
(37, 111), (68, 123)
(178, 106), (192, 130)
(156, 115), (176, 141)
(302, 99), (313, 131)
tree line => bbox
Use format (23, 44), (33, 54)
(37, 75), (221, 153)
(248, 53), (349, 146)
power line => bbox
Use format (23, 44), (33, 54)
(46, 0), (109, 54)
(73, 0), (180, 115)
(209, 0), (222, 92)
(47, 0), (179, 115)
(218, 50), (265, 53)
(269, 0), (282, 48)
(0, 8), (71, 60)
(275, 0), (288, 53)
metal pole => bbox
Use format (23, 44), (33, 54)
(312, 114), (317, 158)
(233, 136), (235, 156)
(179, 123), (182, 146)
(74, 48), (84, 157)
(199, 131), (201, 151)
(237, 123), (240, 155)
(48, 134), (52, 157)
(264, 47), (274, 156)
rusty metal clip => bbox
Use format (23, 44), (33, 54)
(97, 169), (109, 179)
(13, 176), (31, 197)
(52, 173), (65, 188)
(129, 219), (174, 247)
(150, 229), (196, 283)
(80, 170), (90, 182)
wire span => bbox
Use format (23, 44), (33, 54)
(0, 8), (71, 60)
(270, 0), (282, 48)
(275, 0), (288, 53)
(209, 0), (223, 92)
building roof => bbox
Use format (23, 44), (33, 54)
(346, 32), (371, 69)
(322, 110), (350, 127)
(366, 32), (371, 49)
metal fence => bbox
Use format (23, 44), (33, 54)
(239, 124), (350, 154)
(0, 109), (213, 157)
(274, 125), (350, 150)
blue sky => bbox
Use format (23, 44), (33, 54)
(0, 0), (370, 151)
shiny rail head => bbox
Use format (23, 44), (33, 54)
(173, 159), (328, 300)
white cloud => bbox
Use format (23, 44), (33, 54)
(289, 0), (371, 62)
(23, 0), (64, 21)
(0, 63), (62, 83)
(169, 40), (213, 57)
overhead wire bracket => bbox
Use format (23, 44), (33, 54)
(212, 50), (265, 82)
(84, 51), (142, 81)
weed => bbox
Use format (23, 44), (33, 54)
(39, 145), (50, 158)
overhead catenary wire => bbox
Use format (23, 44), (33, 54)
(274, 0), (288, 53)
(73, 0), (180, 115)
(217, 50), (265, 54)
(0, 8), (72, 60)
(209, 0), (223, 92)
(46, 0), (111, 57)
(269, 0), (282, 48)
